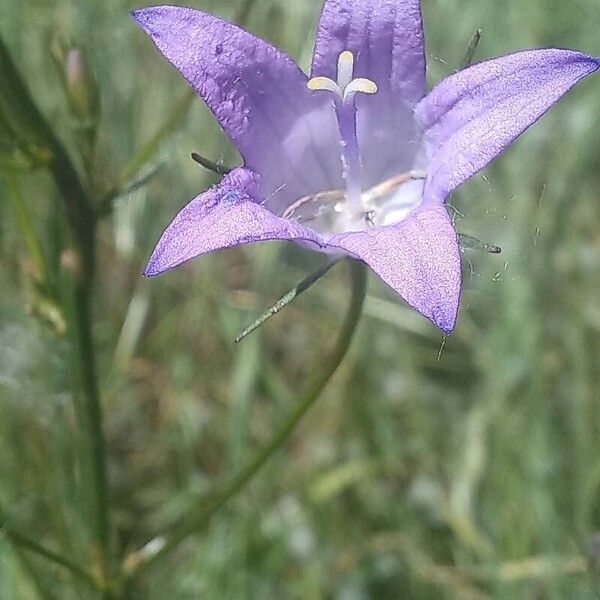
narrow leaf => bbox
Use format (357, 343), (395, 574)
(235, 259), (340, 343)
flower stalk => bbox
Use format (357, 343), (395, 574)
(121, 259), (367, 585)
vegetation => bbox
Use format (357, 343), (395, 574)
(1, 0), (599, 597)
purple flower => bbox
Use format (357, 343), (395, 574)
(132, 1), (598, 333)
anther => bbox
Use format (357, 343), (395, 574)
(361, 171), (427, 207)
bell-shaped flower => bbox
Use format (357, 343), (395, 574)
(133, 1), (599, 333)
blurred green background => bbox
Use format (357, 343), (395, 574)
(1, 0), (600, 598)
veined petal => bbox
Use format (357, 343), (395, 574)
(416, 49), (600, 204)
(144, 169), (325, 276)
(312, 0), (425, 104)
(329, 205), (461, 333)
(132, 6), (341, 210)
(311, 0), (426, 187)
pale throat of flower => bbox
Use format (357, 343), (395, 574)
(287, 50), (426, 236)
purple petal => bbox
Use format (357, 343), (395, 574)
(144, 168), (325, 276)
(311, 0), (426, 187)
(416, 49), (600, 204)
(132, 6), (341, 210)
(312, 0), (425, 105)
(329, 206), (461, 333)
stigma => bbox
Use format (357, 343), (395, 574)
(307, 50), (378, 215)
(307, 51), (378, 103)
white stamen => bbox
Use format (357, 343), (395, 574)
(362, 172), (427, 207)
(282, 171), (427, 234)
(307, 50), (377, 102)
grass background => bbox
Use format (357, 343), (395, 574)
(1, 0), (600, 598)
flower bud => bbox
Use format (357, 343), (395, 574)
(64, 49), (99, 123)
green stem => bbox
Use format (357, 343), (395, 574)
(0, 34), (111, 591)
(122, 259), (367, 585)
(0, 505), (98, 588)
(70, 275), (111, 586)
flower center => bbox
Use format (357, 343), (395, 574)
(292, 51), (426, 237)
(282, 170), (427, 233)
(308, 51), (377, 215)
